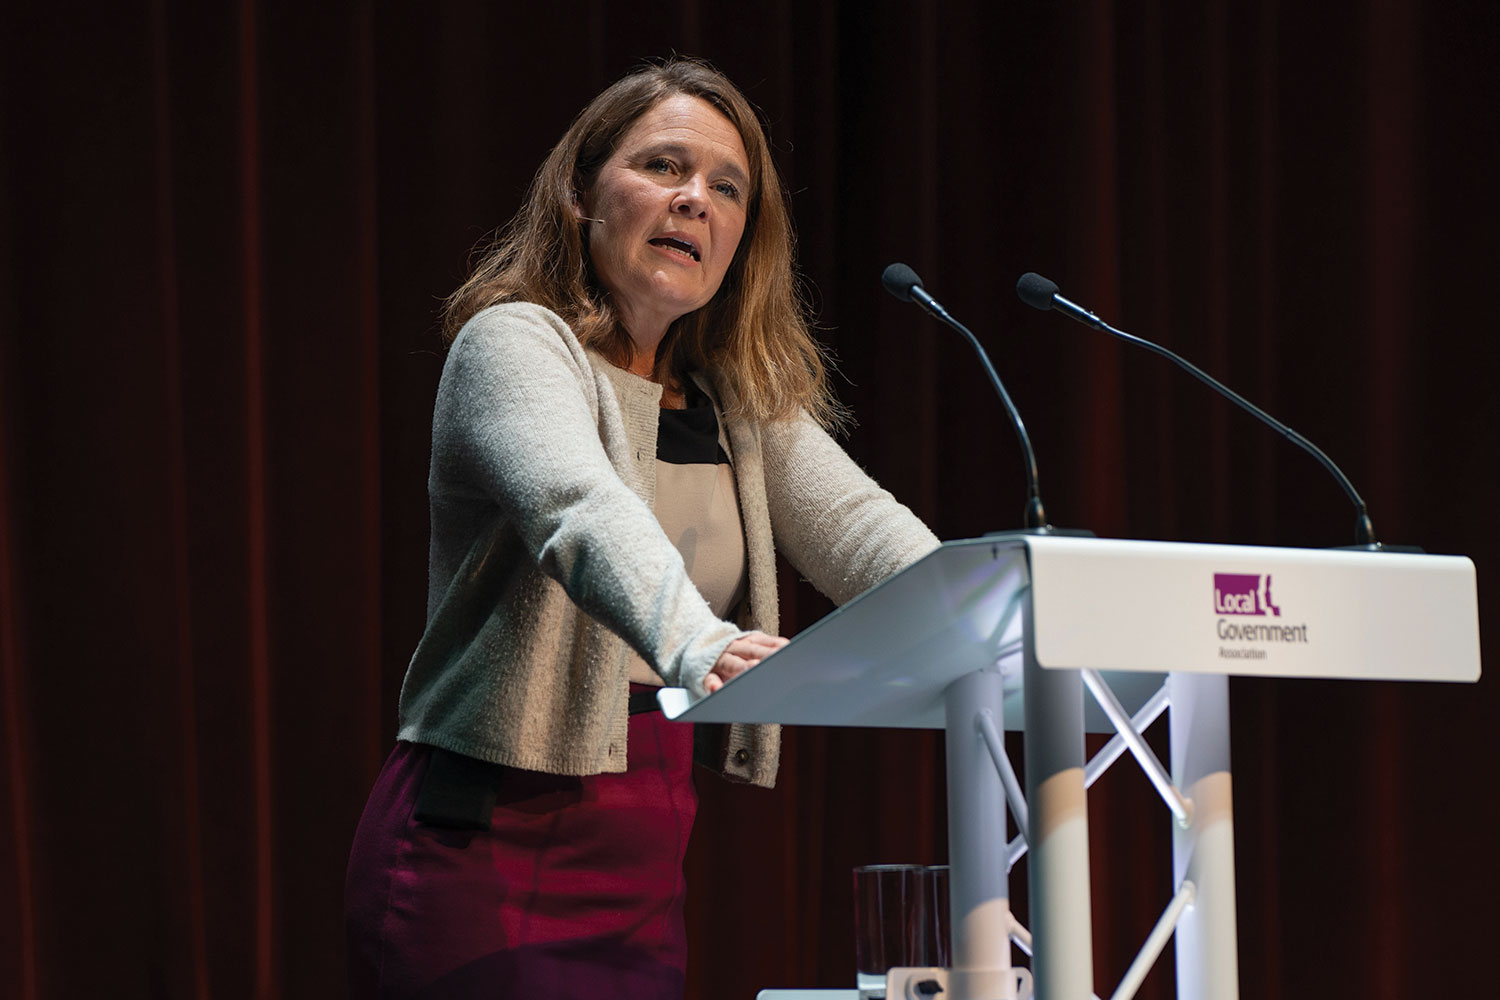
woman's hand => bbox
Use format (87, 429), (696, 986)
(703, 632), (789, 693)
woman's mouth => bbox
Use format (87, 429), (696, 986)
(648, 236), (701, 262)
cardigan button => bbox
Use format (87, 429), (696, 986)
(734, 748), (750, 765)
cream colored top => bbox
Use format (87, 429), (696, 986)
(630, 394), (747, 685)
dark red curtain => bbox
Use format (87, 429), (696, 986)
(2, 1), (1496, 997)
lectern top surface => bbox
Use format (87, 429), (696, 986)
(658, 536), (1480, 727)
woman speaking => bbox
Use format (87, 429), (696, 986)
(345, 57), (939, 999)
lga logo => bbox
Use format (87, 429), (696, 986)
(1213, 573), (1282, 617)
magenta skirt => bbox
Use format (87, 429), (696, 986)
(345, 695), (697, 999)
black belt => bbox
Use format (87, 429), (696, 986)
(414, 747), (499, 830)
(628, 689), (662, 714)
(414, 689), (663, 831)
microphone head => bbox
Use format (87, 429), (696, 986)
(881, 262), (923, 302)
(1016, 272), (1060, 311)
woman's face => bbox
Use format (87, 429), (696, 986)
(579, 93), (752, 346)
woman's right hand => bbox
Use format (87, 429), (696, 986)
(704, 631), (788, 693)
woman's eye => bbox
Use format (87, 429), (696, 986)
(646, 157), (674, 173)
(715, 181), (741, 200)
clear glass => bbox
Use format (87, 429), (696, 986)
(852, 864), (925, 999)
(923, 865), (951, 969)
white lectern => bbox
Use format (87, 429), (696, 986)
(660, 535), (1482, 1000)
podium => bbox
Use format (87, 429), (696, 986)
(660, 535), (1482, 1000)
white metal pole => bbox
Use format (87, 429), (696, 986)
(1005, 685), (1170, 872)
(1108, 880), (1196, 1000)
(978, 708), (1029, 838)
(945, 668), (1016, 1000)
(1023, 592), (1094, 1000)
(1081, 670), (1193, 826)
(1169, 672), (1240, 1000)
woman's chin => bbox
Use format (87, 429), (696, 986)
(630, 283), (715, 326)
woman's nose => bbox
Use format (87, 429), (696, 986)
(671, 175), (709, 217)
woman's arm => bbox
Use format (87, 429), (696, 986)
(431, 303), (746, 692)
(759, 413), (941, 605)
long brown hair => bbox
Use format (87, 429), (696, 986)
(441, 57), (843, 429)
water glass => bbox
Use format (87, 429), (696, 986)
(852, 864), (925, 999)
(923, 864), (951, 970)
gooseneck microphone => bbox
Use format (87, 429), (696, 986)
(1016, 271), (1383, 548)
(883, 263), (1049, 530)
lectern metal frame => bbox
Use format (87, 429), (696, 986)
(661, 535), (1482, 1000)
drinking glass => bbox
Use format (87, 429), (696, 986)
(852, 864), (925, 999)
(922, 864), (951, 969)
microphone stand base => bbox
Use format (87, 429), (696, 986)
(983, 526), (1097, 539)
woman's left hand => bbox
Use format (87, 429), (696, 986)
(703, 632), (789, 693)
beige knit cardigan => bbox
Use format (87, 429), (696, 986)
(396, 303), (939, 787)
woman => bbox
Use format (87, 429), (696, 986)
(346, 58), (939, 999)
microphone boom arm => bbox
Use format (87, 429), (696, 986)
(910, 288), (1048, 529)
(1046, 287), (1378, 547)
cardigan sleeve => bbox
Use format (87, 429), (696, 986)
(431, 304), (741, 692)
(759, 412), (941, 606)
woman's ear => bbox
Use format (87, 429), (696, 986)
(572, 192), (605, 227)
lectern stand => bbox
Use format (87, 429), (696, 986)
(660, 535), (1482, 1000)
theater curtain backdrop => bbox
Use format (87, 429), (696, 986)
(1, 1), (1496, 998)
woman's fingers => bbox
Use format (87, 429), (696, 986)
(731, 633), (788, 658)
(712, 652), (760, 680)
(706, 632), (789, 693)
